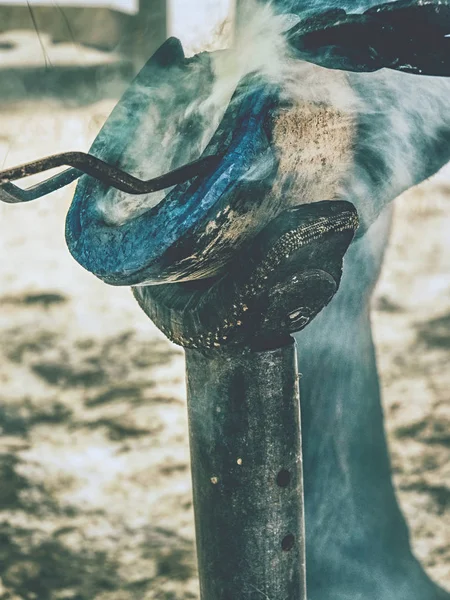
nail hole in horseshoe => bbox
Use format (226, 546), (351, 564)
(281, 534), (295, 552)
(276, 469), (291, 487)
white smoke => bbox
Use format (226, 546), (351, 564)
(96, 0), (450, 233)
(95, 0), (356, 225)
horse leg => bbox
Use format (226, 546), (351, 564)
(295, 207), (449, 599)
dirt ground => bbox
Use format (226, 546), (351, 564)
(0, 94), (448, 600)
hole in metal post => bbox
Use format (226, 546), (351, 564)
(276, 469), (291, 487)
(281, 534), (295, 552)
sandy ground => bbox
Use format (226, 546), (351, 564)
(0, 94), (448, 600)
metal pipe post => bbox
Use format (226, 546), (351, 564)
(185, 336), (306, 600)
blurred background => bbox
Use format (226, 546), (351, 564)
(0, 1), (448, 598)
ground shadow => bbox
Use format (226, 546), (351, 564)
(0, 297), (194, 599)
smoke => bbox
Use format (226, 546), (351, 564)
(96, 0), (450, 236)
(95, 0), (357, 225)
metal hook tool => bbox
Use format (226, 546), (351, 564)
(0, 151), (221, 203)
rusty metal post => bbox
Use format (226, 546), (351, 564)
(185, 337), (307, 600)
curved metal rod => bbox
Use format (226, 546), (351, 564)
(0, 168), (82, 203)
(0, 151), (222, 201)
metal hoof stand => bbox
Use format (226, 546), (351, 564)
(185, 340), (306, 599)
(130, 197), (357, 600)
(130, 198), (357, 599)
